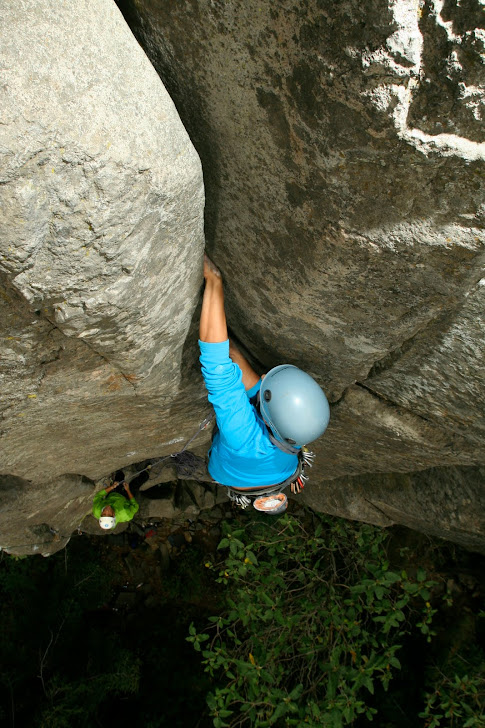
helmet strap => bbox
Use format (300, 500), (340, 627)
(251, 391), (301, 455)
(266, 429), (300, 455)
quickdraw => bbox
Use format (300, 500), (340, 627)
(292, 447), (315, 493)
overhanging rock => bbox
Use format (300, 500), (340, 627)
(116, 0), (485, 550)
(0, 0), (205, 553)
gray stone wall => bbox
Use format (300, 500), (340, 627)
(0, 0), (206, 553)
(115, 0), (485, 547)
(1, 0), (484, 554)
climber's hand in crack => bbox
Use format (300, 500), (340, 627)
(203, 253), (221, 281)
(200, 253), (227, 344)
(200, 253), (260, 390)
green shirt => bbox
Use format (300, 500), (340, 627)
(92, 489), (139, 523)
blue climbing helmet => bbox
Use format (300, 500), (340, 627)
(259, 365), (330, 447)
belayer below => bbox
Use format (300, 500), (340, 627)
(199, 254), (330, 513)
(92, 479), (139, 530)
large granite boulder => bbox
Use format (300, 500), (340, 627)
(1, 0), (484, 555)
(116, 0), (485, 544)
(0, 0), (206, 554)
(0, 473), (95, 556)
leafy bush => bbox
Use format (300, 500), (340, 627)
(188, 512), (436, 728)
(420, 645), (485, 728)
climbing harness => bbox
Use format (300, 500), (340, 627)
(226, 446), (315, 513)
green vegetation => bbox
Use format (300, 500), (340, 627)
(420, 640), (485, 728)
(188, 513), (485, 728)
(0, 510), (484, 727)
(0, 541), (140, 727)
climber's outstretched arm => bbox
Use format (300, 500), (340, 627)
(199, 255), (261, 391)
(199, 255), (228, 343)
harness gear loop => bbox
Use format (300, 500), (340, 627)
(227, 492), (252, 509)
(227, 445), (316, 511)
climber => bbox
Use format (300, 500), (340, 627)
(92, 479), (139, 531)
(199, 254), (330, 508)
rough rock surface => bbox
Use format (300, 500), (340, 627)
(0, 0), (205, 554)
(1, 0), (485, 555)
(0, 473), (95, 557)
(115, 0), (485, 545)
(300, 465), (485, 555)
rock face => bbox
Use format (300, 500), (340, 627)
(0, 0), (206, 553)
(300, 466), (485, 555)
(1, 0), (484, 555)
(0, 473), (95, 557)
(115, 0), (485, 543)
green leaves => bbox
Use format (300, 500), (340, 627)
(419, 650), (485, 728)
(417, 567), (427, 582)
(186, 624), (209, 652)
(189, 513), (442, 728)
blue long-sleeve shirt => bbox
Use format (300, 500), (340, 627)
(199, 339), (298, 488)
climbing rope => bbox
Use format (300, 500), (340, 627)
(0, 413), (216, 553)
(122, 412), (215, 485)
